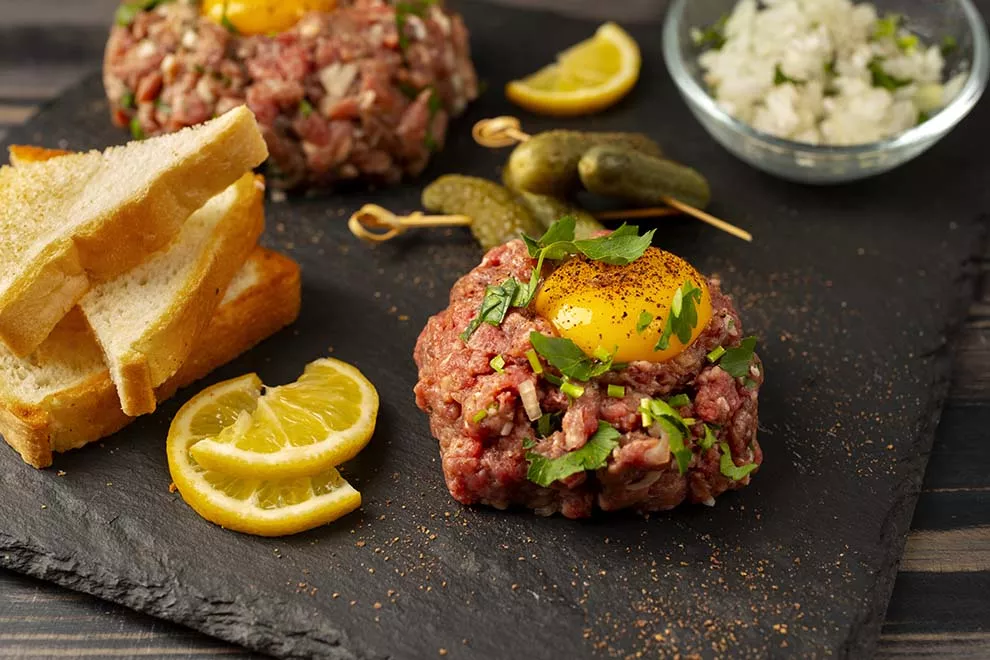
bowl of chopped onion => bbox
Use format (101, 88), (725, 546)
(663, 0), (989, 184)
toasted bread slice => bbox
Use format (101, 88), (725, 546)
(0, 106), (268, 356)
(0, 248), (301, 469)
(80, 173), (265, 416)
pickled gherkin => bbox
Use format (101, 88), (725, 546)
(422, 175), (543, 251)
(503, 130), (662, 197)
(578, 146), (711, 210)
(515, 191), (605, 240)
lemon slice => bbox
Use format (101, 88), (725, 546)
(505, 22), (641, 116)
(166, 374), (362, 537)
(185, 358), (379, 479)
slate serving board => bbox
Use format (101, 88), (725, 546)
(1, 2), (987, 658)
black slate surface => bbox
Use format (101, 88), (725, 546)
(0, 3), (987, 658)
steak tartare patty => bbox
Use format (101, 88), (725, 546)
(414, 240), (763, 519)
(104, 0), (478, 189)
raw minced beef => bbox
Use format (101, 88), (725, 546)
(104, 0), (478, 189)
(413, 240), (764, 519)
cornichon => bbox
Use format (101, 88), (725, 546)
(503, 130), (663, 197)
(578, 145), (711, 210)
(422, 175), (543, 251)
(514, 191), (605, 240)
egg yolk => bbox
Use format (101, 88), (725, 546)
(202, 0), (336, 36)
(534, 248), (713, 364)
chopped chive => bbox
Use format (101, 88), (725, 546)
(639, 398), (653, 428)
(490, 355), (506, 373)
(299, 99), (314, 118)
(472, 409), (488, 423)
(525, 349), (543, 374)
(607, 384), (626, 398)
(593, 346), (613, 362)
(681, 417), (696, 426)
(707, 346), (726, 363)
(667, 393), (691, 408)
(561, 381), (585, 399)
(120, 91), (135, 110)
(129, 117), (145, 140)
(544, 372), (563, 386)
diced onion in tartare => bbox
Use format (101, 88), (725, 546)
(519, 380), (542, 422)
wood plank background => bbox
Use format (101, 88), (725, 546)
(0, 1), (988, 658)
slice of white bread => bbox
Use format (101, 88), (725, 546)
(0, 248), (302, 469)
(0, 106), (268, 357)
(80, 173), (265, 416)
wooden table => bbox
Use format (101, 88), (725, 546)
(0, 1), (987, 657)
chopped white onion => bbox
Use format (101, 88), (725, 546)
(519, 380), (541, 422)
(702, 497), (716, 507)
(628, 472), (662, 491)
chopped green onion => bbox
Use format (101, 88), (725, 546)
(719, 442), (758, 481)
(607, 384), (626, 398)
(561, 381), (585, 399)
(897, 34), (919, 52)
(593, 346), (613, 362)
(490, 355), (506, 373)
(707, 346), (726, 363)
(120, 91), (135, 110)
(299, 99), (314, 118)
(681, 417), (696, 426)
(667, 393), (690, 408)
(129, 117), (145, 141)
(525, 349), (543, 374)
(472, 409), (488, 423)
(522, 437), (535, 449)
(700, 424), (718, 450)
(544, 372), (563, 386)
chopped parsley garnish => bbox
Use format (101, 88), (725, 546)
(395, 0), (437, 52)
(220, 0), (240, 35)
(869, 58), (912, 91)
(918, 110), (931, 125)
(461, 218), (654, 343)
(397, 81), (421, 99)
(607, 384), (626, 398)
(897, 34), (919, 52)
(873, 13), (901, 40)
(490, 355), (505, 373)
(129, 117), (146, 141)
(472, 409), (488, 423)
(715, 336), (758, 378)
(115, 0), (172, 27)
(719, 442), (757, 481)
(774, 65), (802, 86)
(525, 349), (543, 374)
(942, 35), (958, 56)
(639, 398), (693, 474)
(529, 332), (614, 382)
(706, 346), (726, 363)
(655, 281), (703, 352)
(666, 393), (690, 408)
(692, 14), (728, 50)
(120, 91), (136, 110)
(636, 310), (654, 334)
(535, 412), (562, 438)
(424, 89), (443, 152)
(700, 424), (718, 450)
(522, 437), (536, 450)
(300, 99), (314, 118)
(526, 421), (620, 487)
(561, 380), (585, 399)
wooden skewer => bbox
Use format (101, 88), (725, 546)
(349, 204), (472, 243)
(595, 207), (681, 220)
(471, 117), (754, 243)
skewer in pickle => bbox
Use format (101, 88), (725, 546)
(422, 175), (543, 251)
(514, 191), (605, 240)
(503, 130), (662, 196)
(578, 145), (711, 210)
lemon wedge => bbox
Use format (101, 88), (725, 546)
(166, 373), (363, 537)
(505, 22), (641, 116)
(185, 358), (379, 479)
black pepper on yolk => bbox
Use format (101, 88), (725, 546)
(534, 247), (713, 363)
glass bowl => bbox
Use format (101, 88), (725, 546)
(662, 0), (990, 184)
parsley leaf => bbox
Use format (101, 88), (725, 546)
(774, 65), (802, 86)
(655, 281), (703, 352)
(873, 13), (901, 40)
(700, 424), (718, 450)
(219, 0), (240, 35)
(636, 310), (654, 334)
(526, 421), (620, 487)
(692, 14), (728, 50)
(529, 332), (614, 382)
(719, 442), (757, 481)
(460, 278), (522, 342)
(424, 88), (443, 152)
(115, 0), (171, 27)
(395, 0), (436, 52)
(522, 437), (536, 450)
(667, 393), (691, 408)
(639, 398), (694, 474)
(536, 412), (562, 438)
(129, 117), (146, 141)
(869, 59), (912, 91)
(523, 218), (654, 265)
(716, 336), (758, 378)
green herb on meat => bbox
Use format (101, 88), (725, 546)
(526, 421), (620, 487)
(529, 332), (614, 382)
(655, 281), (703, 352)
(897, 33), (919, 52)
(869, 58), (912, 90)
(220, 0), (240, 35)
(715, 336), (758, 378)
(299, 99), (314, 118)
(397, 82), (421, 99)
(490, 355), (506, 373)
(700, 424), (718, 450)
(560, 380), (585, 399)
(424, 89), (443, 152)
(120, 91), (136, 110)
(636, 310), (654, 334)
(395, 0), (437, 52)
(692, 14), (728, 50)
(873, 13), (901, 40)
(666, 393), (690, 408)
(607, 384), (626, 398)
(129, 117), (146, 141)
(774, 65), (802, 86)
(706, 345), (726, 363)
(460, 278), (523, 342)
(639, 397), (694, 474)
(522, 437), (536, 449)
(472, 409), (488, 423)
(115, 0), (173, 27)
(536, 412), (562, 438)
(719, 442), (757, 481)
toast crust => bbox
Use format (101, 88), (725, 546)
(0, 107), (268, 357)
(0, 248), (301, 468)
